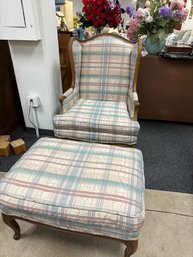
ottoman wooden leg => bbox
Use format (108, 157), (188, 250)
(123, 240), (138, 257)
(2, 213), (21, 240)
(1, 212), (139, 257)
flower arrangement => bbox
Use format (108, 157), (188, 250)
(81, 0), (122, 32)
(125, 0), (189, 43)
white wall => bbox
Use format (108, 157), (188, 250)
(182, 0), (193, 31)
(9, 0), (62, 130)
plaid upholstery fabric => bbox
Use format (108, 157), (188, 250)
(79, 36), (133, 102)
(54, 35), (141, 144)
(72, 40), (82, 87)
(0, 138), (145, 241)
(61, 40), (82, 113)
(62, 86), (79, 113)
(54, 129), (138, 145)
(54, 99), (140, 145)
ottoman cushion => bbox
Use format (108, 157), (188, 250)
(0, 138), (145, 241)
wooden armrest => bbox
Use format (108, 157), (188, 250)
(133, 91), (140, 121)
(58, 88), (74, 114)
(133, 101), (140, 121)
(58, 95), (66, 114)
(127, 91), (140, 121)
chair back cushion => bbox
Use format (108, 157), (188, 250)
(77, 35), (134, 101)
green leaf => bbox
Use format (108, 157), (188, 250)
(159, 19), (169, 27)
(157, 29), (167, 41)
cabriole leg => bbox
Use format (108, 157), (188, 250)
(2, 213), (21, 240)
(124, 240), (138, 257)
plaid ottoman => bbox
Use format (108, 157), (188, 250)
(0, 138), (145, 257)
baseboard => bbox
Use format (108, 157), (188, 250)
(26, 127), (54, 137)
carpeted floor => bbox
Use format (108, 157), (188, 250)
(0, 172), (192, 257)
(0, 120), (193, 193)
(137, 120), (193, 194)
(0, 127), (38, 173)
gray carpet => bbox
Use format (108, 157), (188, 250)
(0, 127), (38, 173)
(0, 120), (193, 193)
(137, 120), (193, 194)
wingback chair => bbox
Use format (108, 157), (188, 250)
(53, 33), (142, 146)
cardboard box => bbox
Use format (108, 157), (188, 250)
(0, 142), (11, 157)
(0, 135), (11, 142)
(10, 139), (27, 155)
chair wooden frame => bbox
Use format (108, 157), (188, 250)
(58, 33), (142, 122)
(2, 213), (138, 257)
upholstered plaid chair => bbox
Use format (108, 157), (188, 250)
(53, 33), (142, 146)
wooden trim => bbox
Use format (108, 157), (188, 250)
(67, 33), (134, 90)
(133, 102), (140, 121)
(58, 94), (67, 114)
(133, 38), (143, 92)
(68, 37), (77, 89)
(132, 38), (142, 121)
(60, 33), (141, 128)
(67, 33), (142, 91)
(74, 32), (134, 44)
(72, 34), (142, 93)
(58, 36), (76, 113)
(2, 213), (138, 257)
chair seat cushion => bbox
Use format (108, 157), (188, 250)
(0, 138), (145, 241)
(53, 99), (140, 145)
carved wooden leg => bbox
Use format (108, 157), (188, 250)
(123, 240), (138, 257)
(2, 213), (21, 240)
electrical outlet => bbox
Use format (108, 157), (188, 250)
(27, 95), (40, 107)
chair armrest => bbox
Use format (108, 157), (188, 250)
(58, 87), (79, 114)
(127, 90), (140, 120)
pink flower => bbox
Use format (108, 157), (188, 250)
(135, 7), (150, 19)
(124, 0), (188, 42)
(127, 18), (140, 42)
(173, 8), (189, 21)
(170, 0), (185, 11)
(130, 18), (140, 31)
(135, 8), (144, 18)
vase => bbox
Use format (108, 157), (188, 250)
(145, 34), (166, 55)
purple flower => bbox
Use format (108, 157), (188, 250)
(108, 0), (116, 10)
(159, 6), (172, 18)
(126, 4), (135, 17)
(173, 9), (188, 21)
